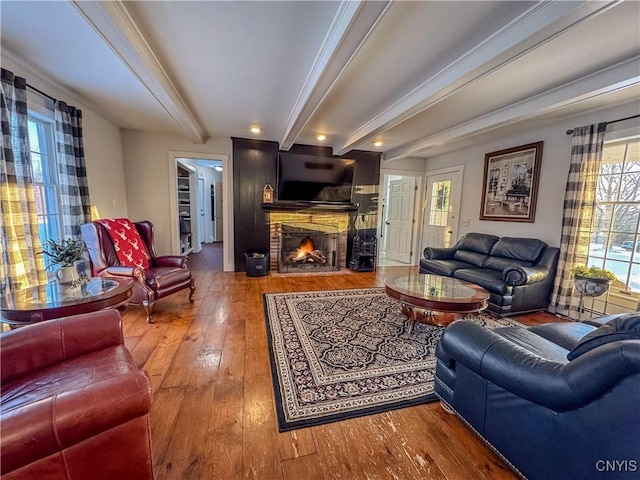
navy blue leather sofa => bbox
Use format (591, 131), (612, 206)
(435, 313), (640, 480)
(420, 233), (559, 316)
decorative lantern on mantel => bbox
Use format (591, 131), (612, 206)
(263, 183), (274, 203)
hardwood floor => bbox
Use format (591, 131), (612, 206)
(120, 254), (560, 480)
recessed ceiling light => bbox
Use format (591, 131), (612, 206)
(317, 134), (326, 141)
(374, 140), (383, 147)
(250, 126), (261, 134)
(214, 166), (223, 172)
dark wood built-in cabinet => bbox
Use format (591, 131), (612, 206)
(232, 137), (381, 272)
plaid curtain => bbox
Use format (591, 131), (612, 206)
(55, 101), (91, 238)
(0, 68), (47, 292)
(550, 123), (607, 316)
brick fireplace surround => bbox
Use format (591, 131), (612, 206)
(267, 210), (350, 273)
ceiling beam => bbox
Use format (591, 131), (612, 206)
(71, 0), (206, 144)
(384, 58), (640, 161)
(279, 0), (391, 150)
(333, 0), (619, 155)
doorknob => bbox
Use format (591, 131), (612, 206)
(385, 221), (390, 225)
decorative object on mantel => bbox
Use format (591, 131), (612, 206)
(570, 265), (617, 317)
(41, 238), (85, 287)
(480, 141), (543, 222)
(263, 288), (524, 431)
(262, 183), (274, 203)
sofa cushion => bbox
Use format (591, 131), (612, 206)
(528, 322), (596, 351)
(454, 249), (487, 267)
(455, 233), (499, 254)
(419, 259), (475, 277)
(490, 237), (546, 262)
(484, 256), (532, 272)
(492, 327), (570, 363)
(567, 313), (640, 360)
(453, 268), (510, 295)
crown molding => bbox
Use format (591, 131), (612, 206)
(333, 0), (617, 155)
(385, 57), (640, 161)
(71, 0), (205, 144)
(279, 0), (391, 150)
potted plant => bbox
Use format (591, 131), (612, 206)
(570, 265), (617, 297)
(41, 238), (85, 285)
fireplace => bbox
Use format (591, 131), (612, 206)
(267, 211), (350, 274)
(279, 225), (339, 273)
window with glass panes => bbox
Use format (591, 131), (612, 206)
(429, 180), (451, 227)
(587, 137), (640, 303)
(28, 114), (62, 268)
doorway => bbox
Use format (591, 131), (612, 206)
(422, 166), (464, 249)
(378, 172), (423, 266)
(168, 151), (231, 271)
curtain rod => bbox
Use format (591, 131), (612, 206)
(27, 83), (56, 103)
(566, 114), (640, 135)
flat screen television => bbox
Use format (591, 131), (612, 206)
(277, 153), (355, 203)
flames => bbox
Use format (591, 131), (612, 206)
(294, 236), (316, 259)
(289, 236), (327, 265)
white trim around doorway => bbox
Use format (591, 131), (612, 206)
(167, 150), (234, 272)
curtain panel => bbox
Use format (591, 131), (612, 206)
(55, 101), (91, 238)
(0, 68), (47, 292)
(551, 123), (607, 316)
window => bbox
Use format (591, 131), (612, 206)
(587, 135), (640, 312)
(429, 180), (450, 227)
(28, 113), (62, 268)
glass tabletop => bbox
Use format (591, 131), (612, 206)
(384, 273), (481, 302)
(2, 278), (121, 311)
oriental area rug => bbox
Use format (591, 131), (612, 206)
(263, 288), (524, 432)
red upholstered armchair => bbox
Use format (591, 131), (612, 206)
(0, 310), (154, 480)
(81, 220), (195, 323)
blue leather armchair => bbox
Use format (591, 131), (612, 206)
(435, 313), (640, 480)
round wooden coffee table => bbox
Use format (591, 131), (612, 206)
(1, 277), (135, 327)
(385, 273), (489, 332)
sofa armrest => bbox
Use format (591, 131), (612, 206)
(154, 255), (188, 268)
(423, 247), (456, 260)
(438, 321), (640, 412)
(0, 310), (124, 384)
(503, 265), (549, 286)
(0, 369), (151, 475)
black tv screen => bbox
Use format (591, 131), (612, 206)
(277, 153), (355, 203)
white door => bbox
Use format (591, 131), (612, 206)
(422, 168), (463, 249)
(198, 178), (206, 244)
(385, 177), (416, 263)
(213, 181), (223, 242)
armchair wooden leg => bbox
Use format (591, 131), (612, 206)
(143, 302), (154, 323)
(189, 280), (195, 303)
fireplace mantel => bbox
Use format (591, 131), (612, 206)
(261, 202), (359, 212)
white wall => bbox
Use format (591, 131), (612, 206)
(1, 55), (128, 219)
(422, 101), (640, 247)
(120, 130), (232, 259)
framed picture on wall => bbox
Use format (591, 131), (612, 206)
(479, 141), (543, 222)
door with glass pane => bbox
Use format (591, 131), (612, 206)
(423, 168), (463, 249)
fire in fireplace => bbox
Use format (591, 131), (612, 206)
(289, 236), (327, 265)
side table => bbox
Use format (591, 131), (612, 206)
(1, 277), (135, 327)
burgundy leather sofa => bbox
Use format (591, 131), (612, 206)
(0, 310), (154, 480)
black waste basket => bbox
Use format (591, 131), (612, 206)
(245, 252), (269, 277)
